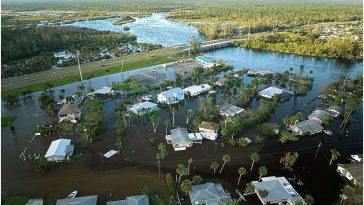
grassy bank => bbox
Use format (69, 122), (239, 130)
(3, 196), (29, 205)
(1, 115), (17, 127)
(2, 56), (177, 97)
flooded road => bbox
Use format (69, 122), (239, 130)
(67, 13), (207, 47)
(2, 47), (362, 204)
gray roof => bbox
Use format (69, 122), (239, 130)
(56, 195), (98, 205)
(294, 120), (323, 133)
(308, 110), (330, 122)
(188, 183), (231, 205)
(26, 199), (44, 205)
(170, 127), (191, 145)
(107, 195), (149, 205)
(327, 105), (343, 114)
(220, 105), (245, 116)
(160, 87), (184, 98)
(252, 177), (305, 205)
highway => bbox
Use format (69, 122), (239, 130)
(1, 38), (245, 92)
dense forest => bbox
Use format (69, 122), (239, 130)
(1, 27), (137, 78)
(238, 28), (363, 60)
(169, 4), (362, 39)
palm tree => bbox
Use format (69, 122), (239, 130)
(187, 158), (193, 175)
(258, 166), (268, 181)
(210, 161), (220, 174)
(280, 152), (299, 170)
(237, 167), (247, 185)
(329, 148), (340, 166)
(181, 179), (192, 195)
(163, 119), (171, 135)
(186, 108), (194, 124)
(219, 154), (231, 174)
(250, 152), (260, 171)
(171, 107), (176, 124)
(176, 164), (188, 182)
(150, 115), (160, 133)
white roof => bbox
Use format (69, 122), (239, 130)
(95, 86), (112, 94)
(45, 139), (71, 158)
(259, 87), (284, 98)
(103, 150), (118, 158)
(183, 84), (212, 95)
(129, 101), (158, 114)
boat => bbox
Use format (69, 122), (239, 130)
(67, 191), (78, 199)
(323, 130), (333, 135)
(152, 68), (157, 72)
(350, 154), (362, 162)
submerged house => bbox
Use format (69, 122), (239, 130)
(58, 104), (81, 123)
(198, 121), (219, 140)
(259, 87), (292, 101)
(252, 176), (306, 205)
(157, 87), (184, 105)
(247, 69), (273, 77)
(165, 127), (202, 151)
(188, 183), (232, 205)
(128, 101), (158, 116)
(337, 162), (363, 185)
(184, 84), (212, 97)
(220, 105), (248, 118)
(56, 195), (98, 205)
(308, 109), (331, 124)
(196, 56), (216, 68)
(45, 139), (74, 161)
(326, 105), (344, 117)
(291, 120), (323, 136)
(107, 195), (149, 205)
(215, 78), (226, 87)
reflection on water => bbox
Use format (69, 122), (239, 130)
(1, 47), (362, 204)
(68, 13), (207, 47)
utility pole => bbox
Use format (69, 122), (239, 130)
(314, 142), (322, 159)
(121, 59), (124, 80)
(188, 34), (191, 59)
(248, 26), (251, 41)
(76, 51), (84, 83)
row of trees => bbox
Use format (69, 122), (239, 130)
(239, 31), (363, 60)
(169, 4), (361, 39)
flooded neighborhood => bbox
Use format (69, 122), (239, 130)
(1, 1), (363, 205)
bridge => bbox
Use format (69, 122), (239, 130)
(1, 37), (247, 93)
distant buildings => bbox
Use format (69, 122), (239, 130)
(337, 162), (363, 185)
(107, 195), (149, 205)
(220, 105), (248, 118)
(58, 104), (81, 123)
(56, 195), (98, 205)
(308, 110), (331, 124)
(326, 105), (343, 117)
(128, 101), (158, 116)
(259, 87), (292, 101)
(198, 121), (219, 140)
(188, 183), (232, 205)
(196, 56), (216, 68)
(184, 84), (212, 97)
(45, 139), (74, 161)
(247, 69), (273, 77)
(215, 78), (226, 87)
(291, 120), (323, 136)
(165, 127), (202, 151)
(157, 87), (184, 105)
(252, 176), (306, 205)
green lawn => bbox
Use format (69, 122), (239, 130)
(151, 197), (166, 205)
(1, 115), (17, 127)
(3, 196), (29, 205)
(2, 56), (177, 97)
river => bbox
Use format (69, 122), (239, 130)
(1, 45), (363, 204)
(67, 13), (207, 47)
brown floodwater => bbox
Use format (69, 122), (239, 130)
(2, 47), (363, 204)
